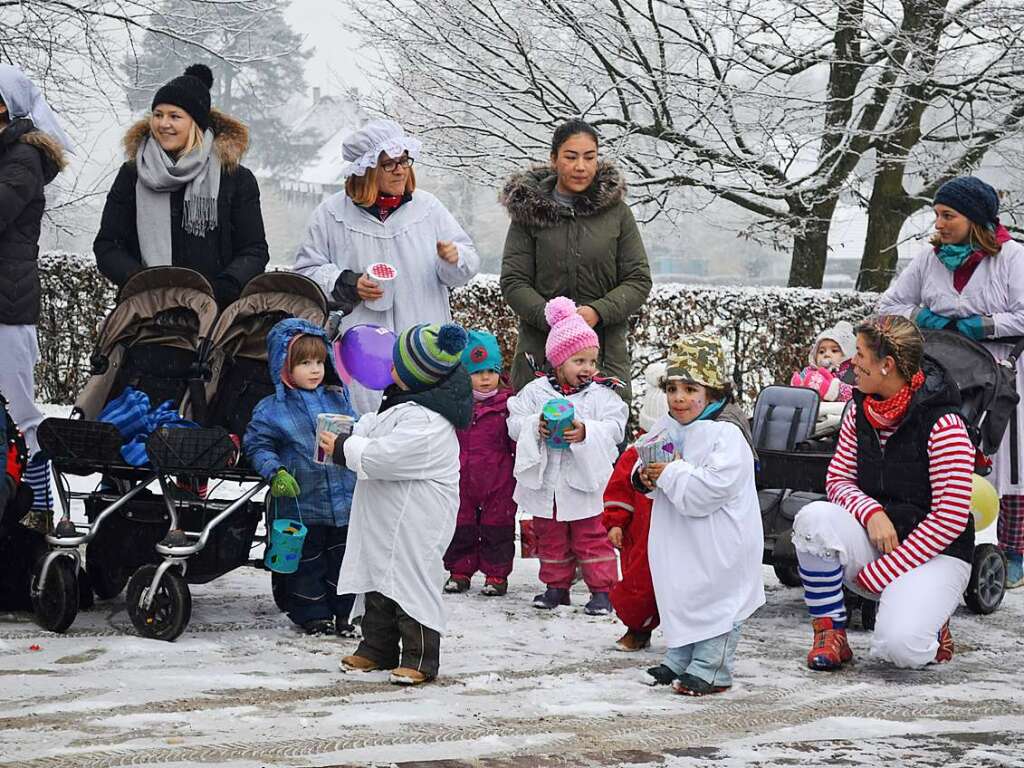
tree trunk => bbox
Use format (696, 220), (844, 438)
(857, 167), (912, 292)
(787, 200), (838, 288)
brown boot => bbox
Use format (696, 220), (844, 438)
(807, 618), (853, 671)
(340, 654), (379, 672)
(615, 629), (652, 652)
(390, 667), (430, 685)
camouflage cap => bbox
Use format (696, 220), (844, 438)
(663, 334), (728, 390)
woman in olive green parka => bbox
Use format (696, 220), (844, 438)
(499, 120), (652, 402)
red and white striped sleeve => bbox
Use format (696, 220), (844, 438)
(825, 404), (885, 526)
(857, 413), (974, 593)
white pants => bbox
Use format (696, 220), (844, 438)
(0, 325), (43, 455)
(793, 501), (971, 669)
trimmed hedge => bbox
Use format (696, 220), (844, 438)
(35, 255), (878, 408)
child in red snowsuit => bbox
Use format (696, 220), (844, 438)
(443, 330), (517, 596)
(603, 362), (668, 651)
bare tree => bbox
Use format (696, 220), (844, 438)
(349, 0), (1024, 288)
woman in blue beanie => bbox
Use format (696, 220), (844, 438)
(878, 175), (1024, 587)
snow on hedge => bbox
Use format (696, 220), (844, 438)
(36, 255), (878, 407)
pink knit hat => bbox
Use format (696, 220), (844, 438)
(545, 297), (600, 368)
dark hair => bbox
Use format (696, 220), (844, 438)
(550, 119), (599, 157)
(854, 315), (923, 381)
(660, 379), (734, 403)
(288, 334), (327, 368)
(0, 95), (7, 124)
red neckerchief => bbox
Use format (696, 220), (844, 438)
(951, 224), (1012, 293)
(375, 194), (403, 221)
(862, 370), (925, 430)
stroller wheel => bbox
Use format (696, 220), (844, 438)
(86, 547), (129, 601)
(270, 572), (289, 613)
(772, 562), (802, 588)
(126, 565), (192, 642)
(31, 556), (79, 634)
(965, 544), (1007, 615)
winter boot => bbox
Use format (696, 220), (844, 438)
(584, 592), (613, 615)
(444, 575), (471, 593)
(303, 618), (335, 636)
(390, 667), (430, 685)
(532, 586), (571, 609)
(934, 620), (954, 664)
(1007, 552), (1024, 589)
(335, 619), (360, 638)
(340, 654), (379, 672)
(671, 672), (730, 697)
(644, 664), (677, 686)
(807, 617), (853, 671)
(615, 629), (652, 652)
(481, 577), (508, 596)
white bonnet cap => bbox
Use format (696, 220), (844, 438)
(340, 119), (422, 179)
(638, 361), (669, 432)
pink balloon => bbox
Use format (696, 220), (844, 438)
(338, 324), (397, 390)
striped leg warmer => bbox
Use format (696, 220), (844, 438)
(798, 551), (847, 628)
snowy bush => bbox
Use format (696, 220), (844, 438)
(36, 257), (879, 409)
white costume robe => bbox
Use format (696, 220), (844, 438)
(339, 401), (460, 632)
(506, 377), (627, 522)
(645, 415), (765, 648)
(877, 240), (1024, 495)
(293, 190), (480, 414)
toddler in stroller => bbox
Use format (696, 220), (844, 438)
(789, 320), (857, 436)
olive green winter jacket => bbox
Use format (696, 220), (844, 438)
(499, 162), (652, 402)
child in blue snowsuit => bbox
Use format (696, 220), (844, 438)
(245, 318), (358, 635)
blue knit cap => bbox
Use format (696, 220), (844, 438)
(462, 330), (503, 374)
(933, 176), (999, 228)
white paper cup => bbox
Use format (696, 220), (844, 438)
(364, 262), (398, 312)
(314, 413), (354, 465)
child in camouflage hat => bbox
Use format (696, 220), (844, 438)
(636, 333), (765, 696)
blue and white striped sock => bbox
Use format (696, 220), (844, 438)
(798, 551), (846, 628)
(24, 456), (53, 511)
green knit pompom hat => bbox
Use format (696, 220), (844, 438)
(393, 323), (469, 391)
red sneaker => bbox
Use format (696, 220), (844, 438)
(807, 618), (853, 671)
(934, 621), (954, 664)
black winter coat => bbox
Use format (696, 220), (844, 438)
(0, 119), (66, 325)
(93, 110), (269, 307)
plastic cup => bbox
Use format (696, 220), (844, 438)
(364, 262), (398, 312)
(314, 413), (354, 465)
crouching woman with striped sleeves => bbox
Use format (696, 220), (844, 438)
(793, 315), (975, 671)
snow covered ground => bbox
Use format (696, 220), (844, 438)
(1, 411), (1023, 767)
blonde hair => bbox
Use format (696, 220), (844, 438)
(180, 122), (205, 157)
(855, 315), (924, 382)
(929, 221), (1001, 257)
(345, 164), (416, 206)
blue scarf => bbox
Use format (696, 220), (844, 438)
(935, 242), (976, 271)
(666, 399), (726, 449)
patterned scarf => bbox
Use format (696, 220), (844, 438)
(862, 370), (925, 430)
(526, 353), (623, 394)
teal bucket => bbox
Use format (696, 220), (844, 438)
(265, 518), (308, 574)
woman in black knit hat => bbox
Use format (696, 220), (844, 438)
(94, 64), (269, 307)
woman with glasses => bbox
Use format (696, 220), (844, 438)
(791, 315), (975, 670)
(294, 119), (479, 414)
(877, 176), (1024, 589)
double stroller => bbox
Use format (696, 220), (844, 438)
(754, 329), (1024, 627)
(32, 267), (327, 640)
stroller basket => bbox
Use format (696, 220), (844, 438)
(757, 448), (832, 494)
(38, 418), (127, 469)
(147, 427), (239, 474)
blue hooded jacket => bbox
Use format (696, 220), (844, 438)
(244, 318), (357, 527)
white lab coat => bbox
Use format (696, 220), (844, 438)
(877, 240), (1024, 494)
(339, 401), (460, 632)
(645, 414), (765, 648)
(293, 190), (480, 414)
(507, 377), (627, 522)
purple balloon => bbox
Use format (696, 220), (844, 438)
(338, 324), (397, 390)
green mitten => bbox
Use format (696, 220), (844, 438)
(270, 468), (300, 498)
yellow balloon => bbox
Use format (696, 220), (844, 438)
(971, 474), (999, 532)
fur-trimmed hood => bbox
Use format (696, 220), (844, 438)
(499, 161), (626, 228)
(2, 118), (67, 183)
(122, 108), (249, 171)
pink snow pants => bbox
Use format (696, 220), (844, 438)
(533, 511), (617, 591)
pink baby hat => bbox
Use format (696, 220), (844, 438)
(544, 296), (600, 368)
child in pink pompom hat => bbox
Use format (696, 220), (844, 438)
(507, 297), (628, 615)
(789, 320), (857, 403)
